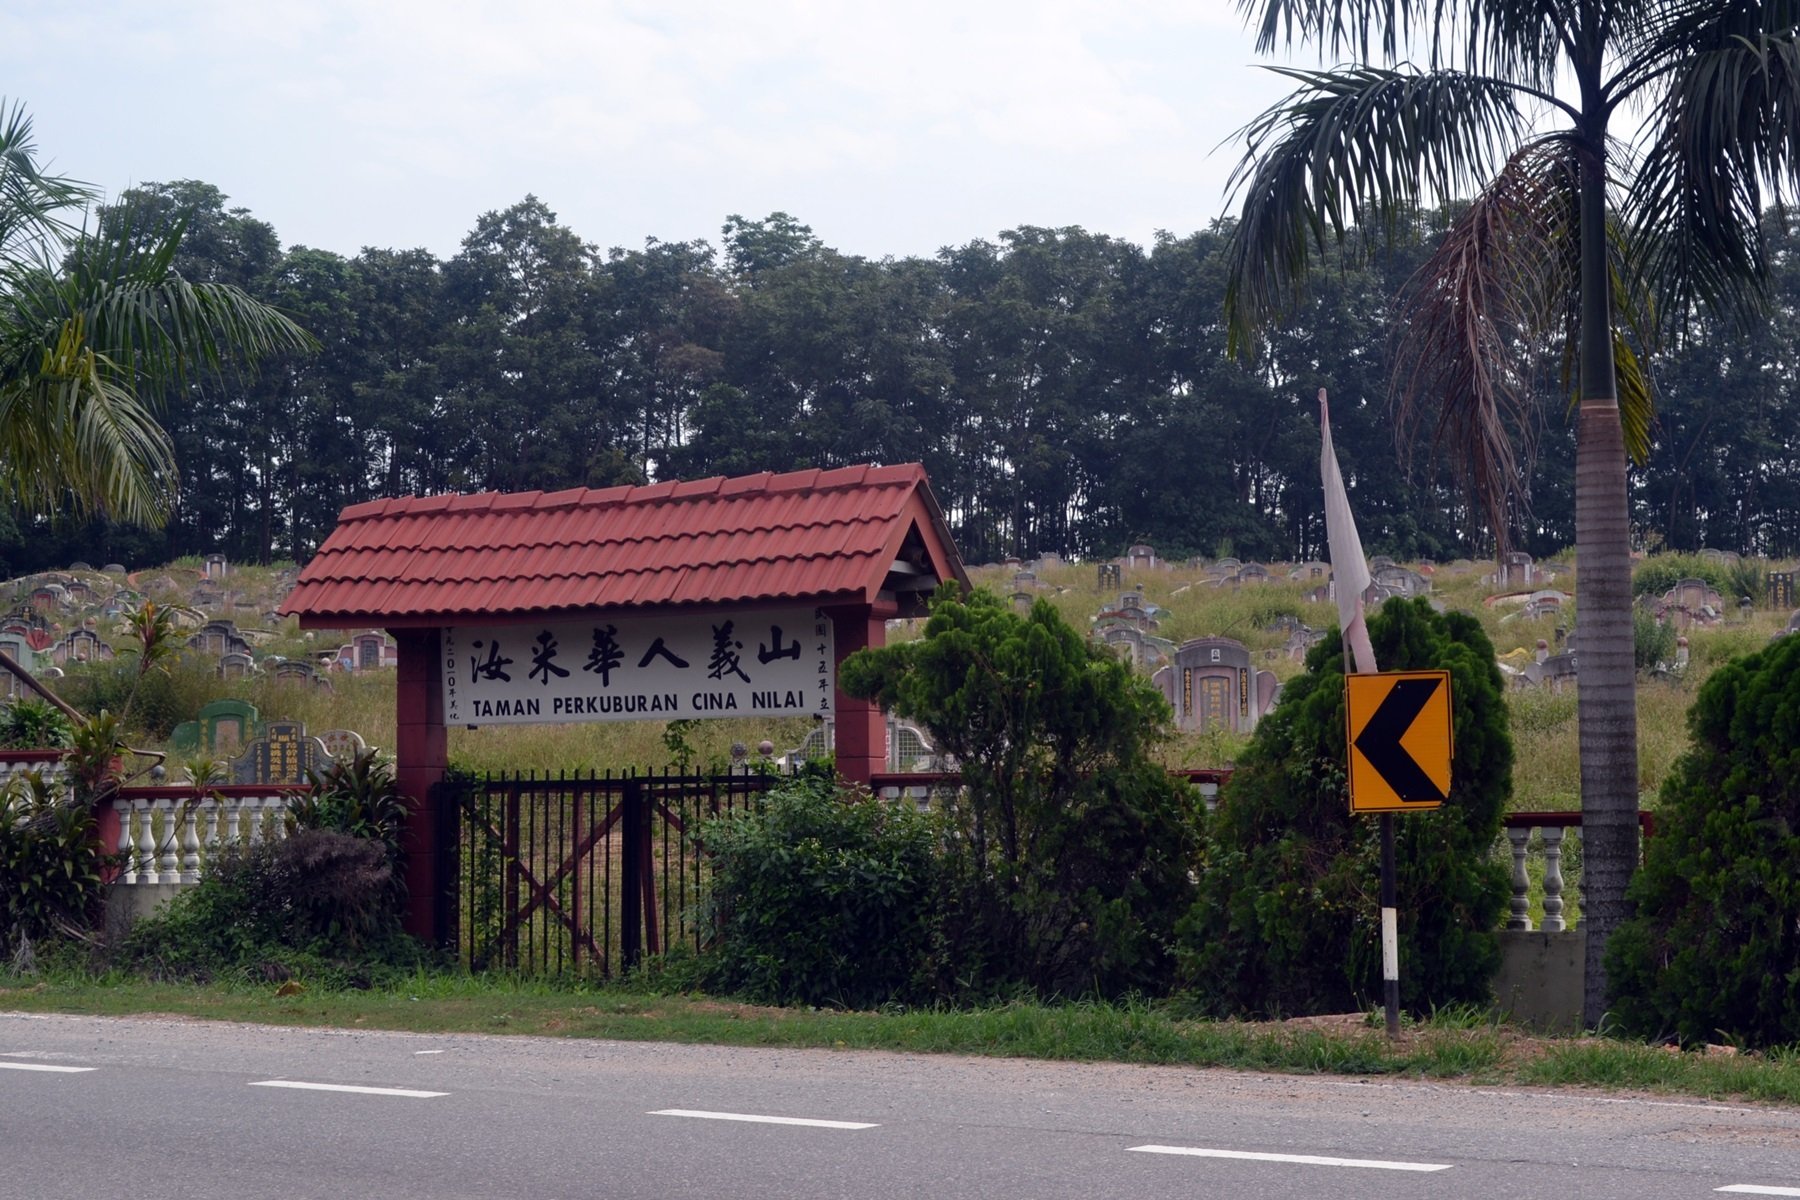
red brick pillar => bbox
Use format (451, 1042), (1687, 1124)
(393, 628), (448, 941)
(830, 604), (892, 786)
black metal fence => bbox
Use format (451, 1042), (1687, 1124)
(434, 769), (783, 978)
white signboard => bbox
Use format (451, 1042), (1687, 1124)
(443, 608), (834, 726)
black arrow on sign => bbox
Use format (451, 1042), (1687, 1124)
(1353, 677), (1446, 803)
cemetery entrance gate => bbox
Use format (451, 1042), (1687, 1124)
(281, 464), (968, 946)
(434, 768), (782, 977)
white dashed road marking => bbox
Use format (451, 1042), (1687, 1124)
(0, 1062), (95, 1074)
(1718, 1188), (1800, 1196)
(651, 1109), (877, 1129)
(1128, 1144), (1452, 1172)
(249, 1080), (447, 1098)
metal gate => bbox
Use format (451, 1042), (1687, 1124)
(435, 769), (780, 977)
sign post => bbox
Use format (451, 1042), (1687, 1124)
(1345, 669), (1453, 1037)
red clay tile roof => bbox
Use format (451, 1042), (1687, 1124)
(281, 463), (966, 628)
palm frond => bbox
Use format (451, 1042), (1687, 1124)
(1224, 64), (1525, 354)
(0, 98), (92, 264)
(1234, 0), (1564, 86)
(0, 320), (176, 527)
(1390, 137), (1576, 547)
(1623, 13), (1800, 332)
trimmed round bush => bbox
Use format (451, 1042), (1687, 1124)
(699, 774), (941, 1008)
(1607, 631), (1800, 1047)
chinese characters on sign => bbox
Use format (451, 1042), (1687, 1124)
(443, 609), (836, 726)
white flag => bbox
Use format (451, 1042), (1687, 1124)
(1320, 389), (1377, 674)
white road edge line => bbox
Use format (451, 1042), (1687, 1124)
(0, 1062), (95, 1074)
(414, 1050), (445, 1055)
(1128, 1145), (1452, 1173)
(650, 1109), (877, 1130)
(1718, 1187), (1800, 1196)
(249, 1080), (447, 1098)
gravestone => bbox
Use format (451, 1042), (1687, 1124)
(102, 564), (126, 576)
(1011, 591), (1035, 612)
(1284, 625), (1325, 661)
(1097, 562), (1121, 589)
(204, 553), (228, 581)
(1126, 544), (1158, 570)
(69, 561), (94, 573)
(273, 658), (332, 689)
(318, 728), (369, 762)
(51, 628), (110, 665)
(1100, 625), (1153, 669)
(1522, 590), (1569, 621)
(1012, 569), (1038, 590)
(1528, 652), (1579, 692)
(228, 720), (326, 785)
(171, 698), (263, 758)
(1768, 572), (1794, 610)
(1499, 551), (1536, 589)
(1372, 564), (1429, 598)
(1368, 555), (1396, 572)
(1288, 561), (1330, 581)
(217, 651), (256, 679)
(1152, 636), (1279, 735)
(186, 620), (250, 657)
(350, 630), (396, 671)
(1234, 563), (1271, 585)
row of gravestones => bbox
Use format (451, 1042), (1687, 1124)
(171, 698), (369, 785)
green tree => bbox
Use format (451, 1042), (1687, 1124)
(1181, 598), (1512, 1017)
(1221, 0), (1800, 1026)
(1607, 632), (1800, 1047)
(840, 586), (1200, 998)
(0, 108), (312, 530)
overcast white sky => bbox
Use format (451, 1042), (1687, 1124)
(0, 1), (1308, 262)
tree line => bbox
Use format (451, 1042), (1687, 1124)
(10, 181), (1798, 573)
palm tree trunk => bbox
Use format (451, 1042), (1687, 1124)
(1574, 139), (1640, 1030)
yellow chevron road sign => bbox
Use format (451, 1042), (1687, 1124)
(1345, 670), (1452, 813)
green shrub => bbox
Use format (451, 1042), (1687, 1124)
(123, 828), (420, 985)
(1607, 632), (1800, 1048)
(0, 698), (74, 750)
(1634, 606), (1677, 672)
(698, 774), (940, 1008)
(1632, 553), (1731, 600)
(292, 747), (407, 865)
(0, 772), (107, 962)
(1179, 597), (1512, 1017)
(841, 586), (1202, 999)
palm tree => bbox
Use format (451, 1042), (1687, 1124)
(0, 99), (312, 527)
(1222, 2), (1800, 1026)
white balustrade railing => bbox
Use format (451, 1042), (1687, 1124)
(111, 792), (301, 885)
(1505, 821), (1575, 932)
(0, 751), (67, 786)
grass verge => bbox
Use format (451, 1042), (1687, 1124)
(2, 971), (1797, 1105)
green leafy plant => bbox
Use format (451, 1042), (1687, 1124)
(0, 771), (107, 965)
(123, 829), (418, 984)
(1179, 597), (1512, 1018)
(291, 747), (407, 866)
(1632, 554), (1733, 601)
(1633, 606), (1677, 673)
(0, 697), (74, 750)
(698, 774), (941, 1008)
(64, 709), (124, 807)
(1607, 632), (1800, 1048)
(841, 585), (1201, 999)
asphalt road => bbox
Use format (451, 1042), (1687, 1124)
(3, 1012), (1798, 1199)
